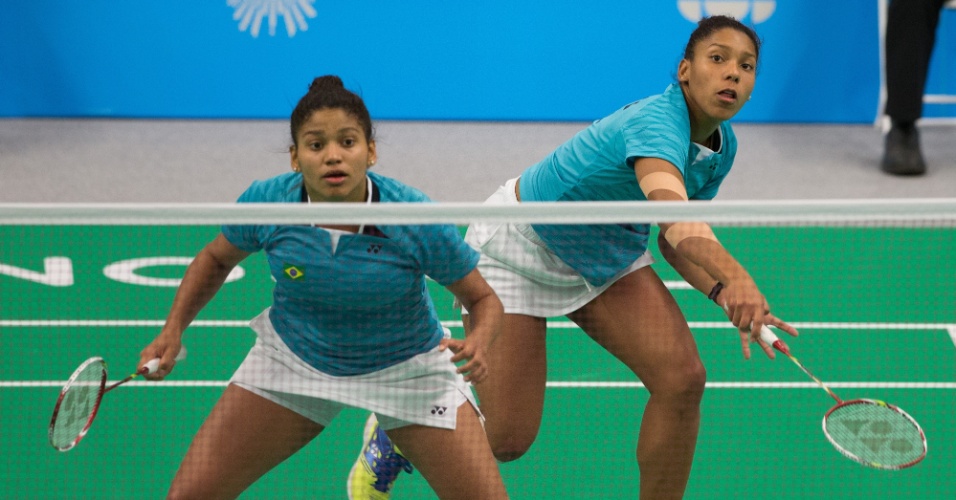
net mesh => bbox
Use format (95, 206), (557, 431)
(824, 401), (925, 467)
(2, 200), (954, 498)
(50, 359), (105, 450)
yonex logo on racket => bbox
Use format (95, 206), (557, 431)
(838, 415), (917, 455)
(677, 0), (776, 24)
(227, 0), (318, 38)
(63, 392), (88, 427)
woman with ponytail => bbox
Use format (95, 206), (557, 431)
(138, 75), (508, 500)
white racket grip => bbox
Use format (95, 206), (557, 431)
(721, 303), (789, 355)
(143, 346), (188, 374)
(758, 326), (789, 355)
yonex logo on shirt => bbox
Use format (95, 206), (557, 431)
(283, 264), (305, 280)
(367, 244), (383, 254)
(431, 406), (447, 415)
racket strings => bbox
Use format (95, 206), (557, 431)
(824, 402), (925, 467)
(51, 363), (105, 449)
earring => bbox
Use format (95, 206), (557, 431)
(368, 160), (375, 166)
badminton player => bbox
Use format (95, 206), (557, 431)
(356, 16), (799, 500)
(137, 75), (507, 500)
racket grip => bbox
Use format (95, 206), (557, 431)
(143, 346), (188, 374)
(758, 326), (789, 355)
(721, 304), (790, 355)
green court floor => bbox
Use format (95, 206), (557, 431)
(1, 224), (953, 498)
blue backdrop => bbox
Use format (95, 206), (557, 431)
(0, 1), (951, 122)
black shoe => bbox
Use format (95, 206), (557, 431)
(881, 123), (927, 176)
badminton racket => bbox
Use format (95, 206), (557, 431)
(48, 347), (187, 452)
(758, 327), (926, 470)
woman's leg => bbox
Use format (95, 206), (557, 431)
(167, 384), (325, 500)
(566, 267), (706, 500)
(387, 402), (508, 500)
(465, 312), (548, 462)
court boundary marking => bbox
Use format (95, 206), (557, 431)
(4, 320), (956, 348)
(4, 320), (954, 388)
(4, 381), (955, 389)
(5, 320), (955, 350)
(3, 319), (955, 330)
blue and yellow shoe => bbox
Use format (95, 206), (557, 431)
(347, 414), (414, 500)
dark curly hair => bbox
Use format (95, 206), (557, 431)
(289, 75), (374, 146)
(683, 15), (761, 70)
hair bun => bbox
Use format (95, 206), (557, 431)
(290, 74), (374, 145)
(309, 75), (345, 92)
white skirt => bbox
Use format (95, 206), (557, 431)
(230, 309), (478, 430)
(464, 177), (654, 318)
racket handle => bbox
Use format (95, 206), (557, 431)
(721, 304), (790, 355)
(758, 326), (790, 355)
(142, 346), (188, 374)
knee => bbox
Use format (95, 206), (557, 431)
(683, 362), (707, 401)
(491, 441), (531, 463)
(165, 486), (191, 500)
(651, 361), (707, 404)
(166, 477), (187, 500)
(488, 433), (536, 463)
(166, 477), (219, 500)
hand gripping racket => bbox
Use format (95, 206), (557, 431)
(48, 347), (187, 452)
(758, 327), (926, 470)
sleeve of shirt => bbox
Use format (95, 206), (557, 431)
(220, 181), (266, 253)
(380, 177), (480, 285)
(419, 224), (480, 286)
(623, 103), (690, 175)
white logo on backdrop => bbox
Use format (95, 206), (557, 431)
(677, 0), (776, 23)
(228, 0), (318, 38)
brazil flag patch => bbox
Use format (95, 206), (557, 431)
(283, 264), (305, 280)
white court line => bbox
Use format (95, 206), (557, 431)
(663, 280), (694, 289)
(4, 380), (954, 389)
(0, 320), (249, 327)
(1, 381), (228, 388)
(5, 319), (955, 351)
(546, 382), (956, 389)
(441, 321), (956, 331)
(6, 319), (953, 388)
(3, 319), (955, 330)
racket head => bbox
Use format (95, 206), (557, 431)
(823, 398), (927, 470)
(49, 357), (108, 452)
